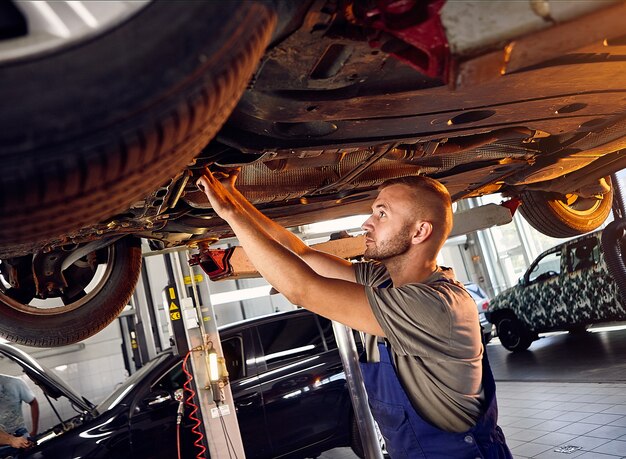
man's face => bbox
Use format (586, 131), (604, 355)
(361, 185), (415, 261)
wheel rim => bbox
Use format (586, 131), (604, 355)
(0, 1), (150, 63)
(0, 245), (116, 316)
(498, 319), (521, 348)
(556, 194), (604, 217)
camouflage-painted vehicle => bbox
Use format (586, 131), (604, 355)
(485, 230), (626, 352)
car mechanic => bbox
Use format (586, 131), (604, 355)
(0, 373), (38, 457)
(196, 169), (512, 458)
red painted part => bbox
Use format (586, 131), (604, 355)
(359, 0), (450, 79)
(501, 198), (522, 216)
(188, 247), (235, 281)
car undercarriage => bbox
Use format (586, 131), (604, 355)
(1, 0), (626, 346)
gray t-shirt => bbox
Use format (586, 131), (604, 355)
(355, 262), (484, 432)
(0, 375), (35, 434)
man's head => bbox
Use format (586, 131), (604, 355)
(361, 175), (453, 261)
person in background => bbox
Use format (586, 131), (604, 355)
(196, 169), (511, 458)
(0, 373), (38, 456)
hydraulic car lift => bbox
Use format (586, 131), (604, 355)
(163, 200), (516, 458)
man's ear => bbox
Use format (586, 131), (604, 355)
(412, 221), (433, 244)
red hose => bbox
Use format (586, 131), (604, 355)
(183, 352), (207, 459)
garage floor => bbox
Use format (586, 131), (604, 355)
(488, 324), (626, 383)
(320, 324), (626, 459)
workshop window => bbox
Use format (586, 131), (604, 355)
(257, 316), (324, 371)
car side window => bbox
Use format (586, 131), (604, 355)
(221, 336), (245, 381)
(153, 362), (186, 393)
(257, 315), (325, 371)
(566, 238), (599, 272)
(528, 250), (561, 283)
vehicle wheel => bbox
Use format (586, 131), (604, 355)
(0, 238), (141, 347)
(0, 1), (276, 245)
(497, 317), (534, 352)
(350, 417), (389, 458)
(518, 178), (613, 238)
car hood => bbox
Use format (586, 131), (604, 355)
(0, 343), (96, 415)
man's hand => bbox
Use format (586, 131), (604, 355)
(9, 435), (31, 449)
(196, 167), (240, 220)
(212, 167), (240, 192)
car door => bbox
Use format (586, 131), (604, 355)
(520, 247), (563, 330)
(254, 313), (350, 457)
(222, 328), (272, 458)
(129, 359), (197, 459)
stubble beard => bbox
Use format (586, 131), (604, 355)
(364, 222), (413, 261)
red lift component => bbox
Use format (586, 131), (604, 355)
(349, 0), (450, 79)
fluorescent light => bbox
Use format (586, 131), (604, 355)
(301, 215), (368, 235)
(209, 286), (272, 305)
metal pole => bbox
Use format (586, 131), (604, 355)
(611, 173), (625, 220)
(331, 321), (383, 459)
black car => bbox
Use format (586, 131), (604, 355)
(1, 310), (364, 458)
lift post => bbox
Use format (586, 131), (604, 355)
(166, 251), (246, 458)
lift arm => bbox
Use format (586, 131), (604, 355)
(189, 201), (516, 281)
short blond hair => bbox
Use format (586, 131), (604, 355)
(380, 176), (453, 246)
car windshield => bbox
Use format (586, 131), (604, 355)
(97, 353), (169, 412)
(528, 251), (561, 282)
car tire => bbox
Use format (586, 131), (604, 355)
(497, 317), (534, 352)
(0, 2), (276, 245)
(518, 177), (613, 238)
(0, 237), (141, 347)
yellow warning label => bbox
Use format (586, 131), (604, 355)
(169, 287), (176, 299)
(170, 311), (181, 321)
(169, 302), (179, 311)
(184, 274), (204, 285)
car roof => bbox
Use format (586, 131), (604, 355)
(218, 308), (311, 333)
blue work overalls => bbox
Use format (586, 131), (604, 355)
(359, 279), (512, 458)
(360, 342), (511, 458)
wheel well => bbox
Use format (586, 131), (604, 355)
(487, 309), (517, 326)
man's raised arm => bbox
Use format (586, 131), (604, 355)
(196, 170), (384, 336)
(210, 169), (357, 282)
